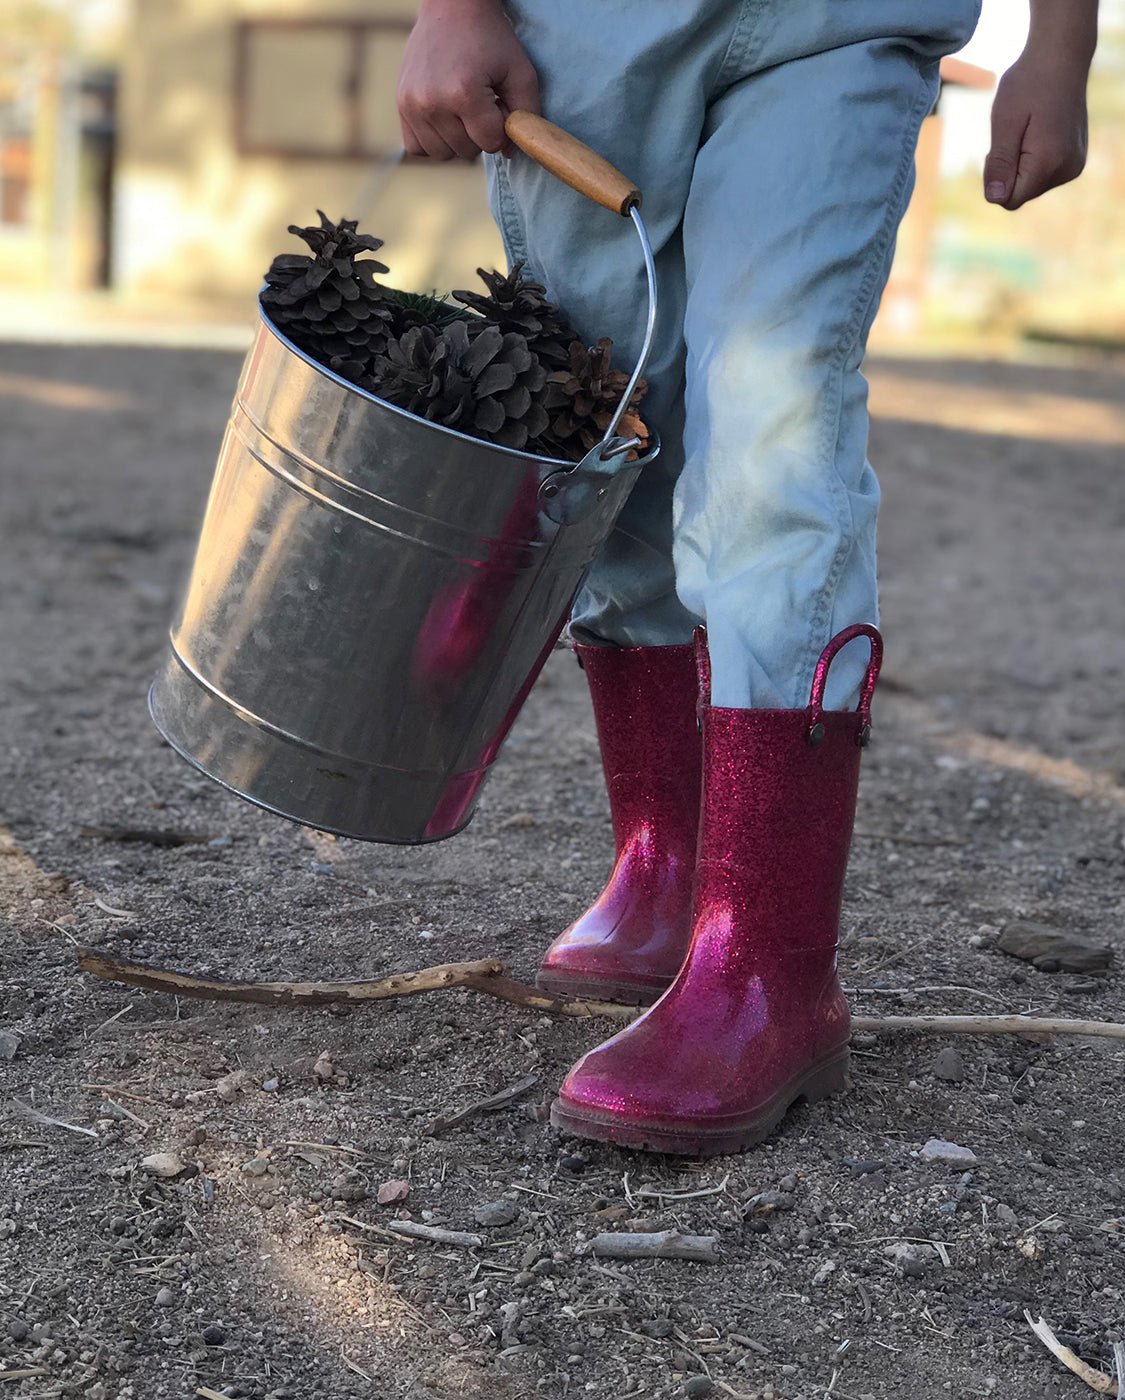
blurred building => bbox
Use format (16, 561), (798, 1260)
(2, 5), (992, 329)
(114, 0), (504, 311)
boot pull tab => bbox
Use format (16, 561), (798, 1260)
(806, 624), (883, 749)
(692, 626), (711, 733)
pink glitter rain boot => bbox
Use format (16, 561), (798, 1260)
(551, 623), (882, 1155)
(536, 642), (702, 1005)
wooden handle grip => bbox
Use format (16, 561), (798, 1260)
(503, 111), (641, 217)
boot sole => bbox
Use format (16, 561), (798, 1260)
(549, 1049), (851, 1157)
(535, 970), (669, 1008)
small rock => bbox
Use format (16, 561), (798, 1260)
(201, 1324), (226, 1346)
(1066, 979), (1103, 994)
(155, 1287), (176, 1308)
(778, 1174), (798, 1193)
(501, 811), (536, 829)
(376, 1179), (411, 1205)
(214, 1068), (253, 1102)
(1017, 1235), (1044, 1260)
(559, 1154), (587, 1173)
(844, 1158), (885, 1178)
(473, 1198), (519, 1228)
(140, 1152), (185, 1179)
(0, 1029), (20, 1061)
(683, 1379), (713, 1399)
(261, 1077), (279, 1093)
(811, 1260), (837, 1286)
(7, 1318), (29, 1341)
(241, 1158), (270, 1178)
(930, 1047), (965, 1083)
(920, 1138), (978, 1166)
(639, 1318), (674, 1339)
(313, 1051), (336, 1082)
(997, 921), (1113, 974)
(996, 1204), (1019, 1228)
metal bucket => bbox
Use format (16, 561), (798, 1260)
(149, 114), (660, 843)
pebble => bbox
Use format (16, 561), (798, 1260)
(683, 1379), (713, 1398)
(473, 1198), (520, 1228)
(241, 1158), (270, 1177)
(261, 1077), (279, 1093)
(559, 1154), (587, 1173)
(845, 1158), (885, 1177)
(201, 1324), (226, 1346)
(155, 1287), (176, 1308)
(997, 921), (1113, 973)
(0, 1029), (20, 1061)
(996, 1204), (1019, 1228)
(140, 1152), (185, 1179)
(930, 1047), (965, 1083)
(920, 1138), (978, 1165)
(376, 1179), (410, 1205)
(7, 1319), (29, 1341)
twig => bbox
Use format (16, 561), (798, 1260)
(1025, 1311), (1118, 1395)
(579, 1230), (721, 1264)
(0, 1370), (50, 1384)
(77, 950), (1125, 1039)
(197, 1388), (232, 1400)
(387, 1221), (482, 1249)
(12, 1099), (98, 1139)
(423, 1074), (539, 1136)
(93, 896), (138, 920)
(851, 1014), (1125, 1041)
(849, 985), (1013, 1006)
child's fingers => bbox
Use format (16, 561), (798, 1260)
(984, 104), (1029, 206)
(460, 92), (509, 155)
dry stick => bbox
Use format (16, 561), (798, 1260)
(77, 948), (631, 1018)
(1025, 1311), (1119, 1396)
(423, 1073), (540, 1137)
(76, 950), (1125, 1040)
(580, 1230), (721, 1264)
(387, 1221), (483, 1249)
(0, 1371), (50, 1384)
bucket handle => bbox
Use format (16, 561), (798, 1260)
(503, 111), (657, 461)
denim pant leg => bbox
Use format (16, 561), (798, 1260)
(487, 3), (737, 647)
(491, 2), (980, 699)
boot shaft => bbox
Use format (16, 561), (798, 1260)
(576, 642), (702, 855)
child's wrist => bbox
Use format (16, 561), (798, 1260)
(1025, 0), (1098, 71)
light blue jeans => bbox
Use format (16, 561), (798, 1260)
(489, 0), (981, 708)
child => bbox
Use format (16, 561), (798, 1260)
(397, 0), (1097, 1155)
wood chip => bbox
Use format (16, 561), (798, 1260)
(1025, 1311), (1118, 1395)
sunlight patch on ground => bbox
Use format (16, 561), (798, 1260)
(0, 372), (137, 413)
(888, 696), (1125, 806)
(868, 367), (1125, 448)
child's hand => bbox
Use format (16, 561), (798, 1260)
(983, 56), (1088, 209)
(398, 0), (540, 160)
(983, 1), (1096, 211)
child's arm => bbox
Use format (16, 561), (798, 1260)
(397, 0), (540, 161)
(984, 0), (1098, 209)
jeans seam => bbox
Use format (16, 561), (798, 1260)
(715, 0), (769, 89)
(797, 62), (935, 704)
(491, 156), (529, 270)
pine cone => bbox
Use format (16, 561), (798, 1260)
(262, 211), (395, 383)
(452, 263), (578, 370)
(535, 337), (649, 461)
(370, 319), (549, 451)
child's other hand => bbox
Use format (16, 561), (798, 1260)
(983, 55), (1088, 210)
(397, 0), (540, 161)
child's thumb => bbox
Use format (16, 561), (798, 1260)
(984, 110), (1025, 205)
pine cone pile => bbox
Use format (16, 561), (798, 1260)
(260, 216), (648, 461)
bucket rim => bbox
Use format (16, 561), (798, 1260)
(257, 298), (658, 472)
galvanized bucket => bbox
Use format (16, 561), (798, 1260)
(149, 113), (660, 843)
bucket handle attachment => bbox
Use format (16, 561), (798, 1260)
(503, 112), (658, 517)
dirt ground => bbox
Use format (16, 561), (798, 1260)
(1, 341), (1123, 1400)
